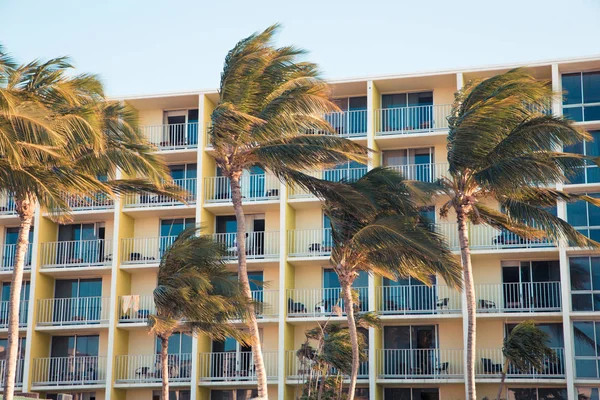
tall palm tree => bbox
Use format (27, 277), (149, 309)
(306, 168), (462, 399)
(437, 68), (600, 400)
(149, 227), (247, 400)
(495, 321), (555, 400)
(0, 51), (183, 399)
(210, 25), (367, 398)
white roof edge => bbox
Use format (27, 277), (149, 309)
(112, 53), (600, 100)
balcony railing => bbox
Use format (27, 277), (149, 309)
(375, 104), (452, 136)
(286, 287), (369, 317)
(377, 348), (464, 378)
(387, 163), (449, 183)
(377, 285), (461, 315)
(120, 236), (176, 265)
(115, 353), (193, 383)
(0, 359), (24, 387)
(40, 239), (112, 269)
(64, 192), (114, 211)
(198, 351), (278, 382)
(286, 350), (368, 379)
(0, 194), (16, 216)
(324, 110), (368, 137)
(250, 290), (279, 319)
(32, 356), (107, 386)
(123, 178), (197, 208)
(288, 228), (332, 257)
(204, 174), (280, 203)
(0, 300), (28, 328)
(143, 123), (199, 151)
(211, 231), (280, 260)
(118, 295), (156, 323)
(0, 243), (32, 272)
(476, 282), (562, 313)
(289, 167), (367, 198)
(37, 297), (110, 326)
(475, 348), (565, 378)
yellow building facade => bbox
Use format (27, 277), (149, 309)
(1, 56), (600, 400)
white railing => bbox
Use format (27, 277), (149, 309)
(476, 348), (564, 378)
(211, 231), (280, 260)
(204, 174), (280, 203)
(0, 300), (28, 328)
(37, 297), (110, 326)
(377, 348), (464, 378)
(286, 287), (369, 317)
(251, 290), (279, 318)
(32, 356), (107, 386)
(63, 192), (114, 211)
(288, 228), (333, 257)
(387, 163), (449, 182)
(198, 351), (278, 381)
(123, 178), (197, 208)
(0, 243), (32, 272)
(324, 110), (368, 137)
(118, 295), (156, 322)
(475, 282), (561, 313)
(143, 123), (199, 150)
(377, 285), (461, 314)
(40, 239), (112, 269)
(0, 359), (25, 386)
(120, 236), (176, 264)
(434, 223), (460, 250)
(0, 193), (16, 216)
(115, 353), (193, 383)
(286, 350), (368, 379)
(288, 168), (367, 198)
(375, 104), (452, 135)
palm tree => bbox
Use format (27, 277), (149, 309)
(306, 168), (462, 399)
(210, 25), (367, 398)
(0, 51), (183, 399)
(495, 321), (555, 400)
(149, 227), (247, 400)
(438, 68), (600, 400)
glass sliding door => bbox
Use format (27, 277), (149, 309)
(54, 279), (102, 323)
(382, 276), (435, 314)
(50, 335), (99, 383)
(322, 269), (368, 313)
(381, 92), (433, 133)
(155, 332), (192, 381)
(3, 227), (33, 268)
(57, 223), (104, 265)
(502, 260), (560, 311)
(383, 325), (437, 376)
(0, 282), (29, 325)
(160, 218), (195, 258)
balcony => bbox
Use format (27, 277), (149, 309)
(377, 285), (461, 315)
(120, 236), (175, 266)
(288, 228), (332, 258)
(387, 163), (449, 183)
(288, 167), (368, 199)
(123, 178), (197, 208)
(0, 359), (24, 387)
(377, 348), (464, 379)
(143, 123), (199, 151)
(475, 348), (565, 379)
(114, 353), (192, 385)
(0, 300), (28, 328)
(32, 356), (107, 387)
(0, 243), (32, 273)
(476, 282), (561, 314)
(286, 287), (369, 318)
(250, 290), (279, 319)
(0, 194), (16, 217)
(118, 295), (156, 323)
(324, 110), (368, 138)
(211, 231), (280, 261)
(375, 104), (452, 136)
(64, 192), (114, 212)
(198, 351), (278, 382)
(204, 174), (280, 204)
(40, 239), (112, 270)
(286, 350), (368, 380)
(37, 297), (110, 327)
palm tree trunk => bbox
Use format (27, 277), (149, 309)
(160, 336), (169, 400)
(340, 276), (359, 400)
(495, 360), (509, 400)
(230, 173), (269, 399)
(3, 197), (34, 400)
(456, 207), (476, 400)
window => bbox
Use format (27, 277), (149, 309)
(169, 163), (197, 196)
(562, 71), (600, 122)
(57, 223), (107, 265)
(0, 281), (29, 326)
(570, 256), (600, 311)
(383, 148), (434, 182)
(384, 387), (439, 399)
(51, 335), (99, 358)
(501, 260), (561, 311)
(47, 393), (96, 400)
(210, 390), (258, 400)
(564, 130), (600, 184)
(578, 387), (600, 400)
(0, 337), (26, 359)
(322, 268), (368, 312)
(573, 321), (600, 378)
(382, 276), (436, 313)
(507, 388), (567, 400)
(152, 390), (190, 400)
(3, 226), (34, 268)
(159, 218), (195, 258)
(328, 96), (368, 135)
(383, 326), (438, 376)
(155, 332), (192, 355)
(380, 92), (434, 133)
(566, 193), (600, 241)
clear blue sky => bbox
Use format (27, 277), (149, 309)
(2, 0), (599, 97)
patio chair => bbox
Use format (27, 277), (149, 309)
(287, 298), (306, 313)
(435, 362), (449, 374)
(436, 297), (449, 309)
(481, 358), (503, 374)
(478, 299), (496, 310)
